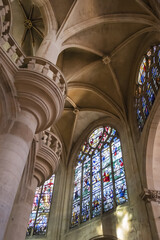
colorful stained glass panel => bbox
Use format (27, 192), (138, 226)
(33, 213), (49, 235)
(71, 126), (128, 228)
(103, 185), (114, 212)
(26, 175), (55, 237)
(89, 127), (103, 148)
(92, 191), (101, 218)
(138, 57), (146, 84)
(115, 177), (128, 205)
(135, 45), (160, 131)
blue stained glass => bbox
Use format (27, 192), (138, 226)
(142, 96), (149, 118)
(102, 147), (110, 169)
(112, 138), (122, 162)
(81, 197), (90, 222)
(107, 136), (113, 143)
(26, 175), (55, 237)
(92, 191), (101, 218)
(82, 158), (91, 223)
(34, 213), (49, 235)
(153, 46), (157, 53)
(71, 202), (80, 226)
(103, 186), (114, 212)
(115, 177), (128, 205)
(92, 157), (100, 173)
(89, 127), (103, 148)
(81, 155), (85, 161)
(71, 126), (128, 227)
(152, 66), (159, 79)
(78, 151), (82, 159)
(83, 160), (90, 196)
(111, 128), (116, 136)
(136, 45), (160, 131)
(146, 82), (155, 105)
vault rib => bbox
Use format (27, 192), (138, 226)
(58, 14), (157, 43)
(136, 0), (160, 21)
(60, 44), (103, 57)
(68, 82), (125, 120)
(57, 0), (78, 39)
(66, 96), (77, 109)
(67, 60), (100, 83)
(111, 26), (155, 57)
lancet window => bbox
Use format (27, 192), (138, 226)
(71, 126), (128, 227)
(26, 175), (55, 237)
(135, 45), (160, 131)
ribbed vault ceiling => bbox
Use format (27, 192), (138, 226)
(52, 0), (160, 162)
(11, 0), (160, 163)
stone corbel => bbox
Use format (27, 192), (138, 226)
(140, 188), (160, 203)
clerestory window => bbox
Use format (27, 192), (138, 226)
(135, 44), (160, 131)
(26, 174), (55, 237)
(71, 126), (128, 227)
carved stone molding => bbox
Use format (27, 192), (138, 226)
(34, 130), (62, 185)
(0, 0), (67, 133)
(15, 65), (66, 132)
(140, 188), (160, 203)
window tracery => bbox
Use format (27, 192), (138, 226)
(26, 175), (55, 237)
(135, 45), (160, 131)
(71, 126), (128, 227)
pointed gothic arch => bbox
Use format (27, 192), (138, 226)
(71, 124), (128, 227)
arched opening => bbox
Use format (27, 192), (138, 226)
(71, 125), (128, 227)
(146, 103), (160, 238)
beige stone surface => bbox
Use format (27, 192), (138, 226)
(1, 0), (160, 239)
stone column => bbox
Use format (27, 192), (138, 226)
(4, 177), (38, 240)
(0, 110), (37, 240)
(4, 129), (62, 240)
(36, 33), (60, 64)
(0, 51), (66, 239)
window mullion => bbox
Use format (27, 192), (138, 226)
(32, 186), (43, 236)
(109, 141), (117, 209)
(80, 160), (83, 225)
(100, 148), (103, 215)
(90, 152), (93, 219)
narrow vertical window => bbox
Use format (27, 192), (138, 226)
(135, 45), (160, 131)
(26, 175), (55, 236)
(71, 126), (128, 227)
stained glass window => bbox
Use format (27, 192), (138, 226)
(71, 126), (128, 227)
(26, 175), (55, 237)
(135, 44), (160, 131)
